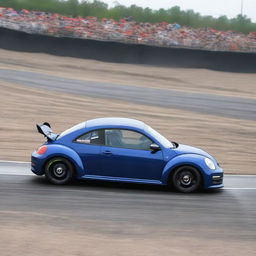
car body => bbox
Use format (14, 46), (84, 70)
(31, 117), (224, 192)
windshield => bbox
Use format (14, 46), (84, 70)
(145, 125), (174, 148)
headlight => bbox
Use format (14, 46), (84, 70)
(204, 158), (216, 170)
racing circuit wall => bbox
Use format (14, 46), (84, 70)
(0, 27), (256, 73)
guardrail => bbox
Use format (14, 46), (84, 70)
(1, 26), (256, 73)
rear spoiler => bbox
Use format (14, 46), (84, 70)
(36, 122), (59, 141)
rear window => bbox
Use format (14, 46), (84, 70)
(75, 130), (104, 145)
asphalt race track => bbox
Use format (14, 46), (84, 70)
(0, 68), (255, 120)
(0, 161), (255, 242)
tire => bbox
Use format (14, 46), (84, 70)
(171, 165), (202, 193)
(45, 157), (74, 185)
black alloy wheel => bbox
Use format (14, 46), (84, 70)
(45, 157), (74, 185)
(172, 165), (202, 193)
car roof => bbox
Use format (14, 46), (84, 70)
(86, 117), (146, 130)
(58, 118), (147, 140)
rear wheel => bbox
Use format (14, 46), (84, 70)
(45, 157), (74, 185)
(171, 166), (202, 193)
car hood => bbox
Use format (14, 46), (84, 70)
(173, 144), (213, 159)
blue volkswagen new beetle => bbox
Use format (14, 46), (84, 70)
(31, 118), (223, 192)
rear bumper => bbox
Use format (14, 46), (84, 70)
(31, 151), (46, 175)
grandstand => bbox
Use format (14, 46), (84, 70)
(1, 7), (256, 53)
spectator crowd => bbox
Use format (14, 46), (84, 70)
(1, 7), (256, 52)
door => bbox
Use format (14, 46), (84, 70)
(72, 129), (104, 175)
(100, 129), (165, 180)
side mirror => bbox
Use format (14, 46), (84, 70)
(150, 143), (161, 152)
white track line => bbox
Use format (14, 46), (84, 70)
(226, 174), (256, 177)
(223, 188), (256, 190)
(0, 173), (33, 176)
(0, 160), (256, 189)
(0, 160), (30, 164)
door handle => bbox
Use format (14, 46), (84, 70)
(102, 150), (112, 155)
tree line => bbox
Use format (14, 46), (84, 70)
(1, 0), (255, 33)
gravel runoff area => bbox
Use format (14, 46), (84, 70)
(0, 49), (256, 174)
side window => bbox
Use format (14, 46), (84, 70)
(105, 129), (153, 150)
(75, 130), (104, 145)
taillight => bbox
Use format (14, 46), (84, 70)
(37, 145), (47, 155)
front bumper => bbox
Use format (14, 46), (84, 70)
(204, 167), (224, 189)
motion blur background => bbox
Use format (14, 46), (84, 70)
(0, 1), (255, 255)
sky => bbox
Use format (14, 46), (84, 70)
(100, 0), (256, 22)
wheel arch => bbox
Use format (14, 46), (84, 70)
(41, 144), (86, 178)
(43, 155), (76, 176)
(161, 154), (207, 186)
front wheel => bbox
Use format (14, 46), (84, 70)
(171, 166), (202, 193)
(45, 157), (74, 185)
